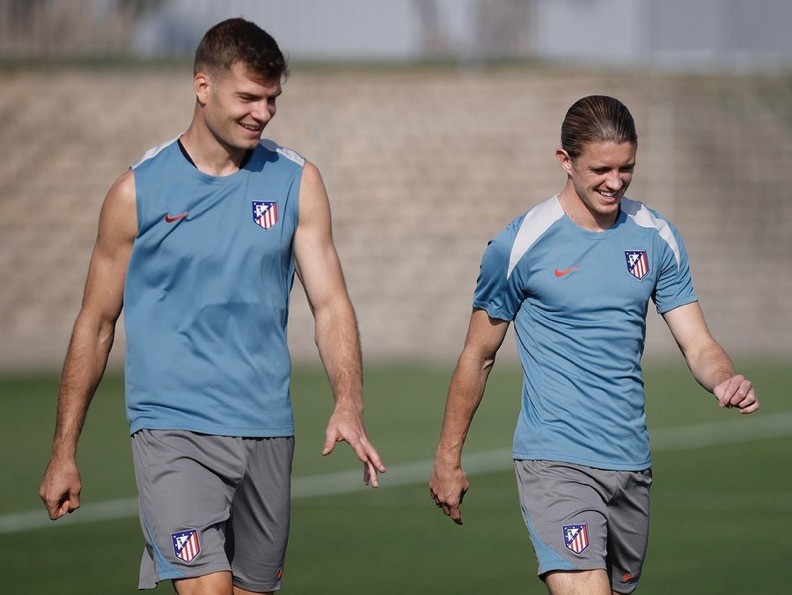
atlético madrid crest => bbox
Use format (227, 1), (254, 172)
(172, 529), (200, 563)
(563, 524), (589, 554)
(625, 250), (649, 280)
(252, 200), (279, 230)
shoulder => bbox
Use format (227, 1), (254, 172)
(622, 197), (671, 229)
(492, 196), (564, 244)
(495, 195), (565, 278)
(622, 197), (684, 264)
(98, 169), (137, 241)
(258, 138), (306, 168)
(107, 169), (136, 206)
(131, 137), (179, 171)
(295, 160), (331, 231)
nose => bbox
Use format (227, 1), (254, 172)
(251, 100), (274, 124)
(604, 170), (623, 191)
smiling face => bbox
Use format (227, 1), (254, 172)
(195, 60), (281, 155)
(556, 140), (637, 231)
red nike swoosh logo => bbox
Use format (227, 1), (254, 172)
(554, 265), (579, 277)
(164, 212), (188, 223)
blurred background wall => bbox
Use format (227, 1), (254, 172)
(1, 0), (791, 370)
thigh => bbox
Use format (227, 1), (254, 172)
(607, 469), (652, 593)
(132, 430), (245, 589)
(227, 436), (294, 593)
(546, 568), (612, 595)
(515, 460), (610, 577)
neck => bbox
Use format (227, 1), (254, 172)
(180, 123), (250, 177)
(557, 186), (619, 232)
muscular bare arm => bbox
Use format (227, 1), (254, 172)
(430, 309), (510, 525)
(293, 161), (385, 487)
(663, 302), (759, 413)
(39, 170), (138, 519)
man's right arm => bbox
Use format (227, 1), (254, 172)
(39, 170), (137, 520)
(430, 308), (509, 525)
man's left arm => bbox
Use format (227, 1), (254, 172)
(663, 302), (759, 413)
(293, 161), (386, 486)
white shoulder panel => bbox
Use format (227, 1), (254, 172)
(507, 196), (565, 279)
(622, 198), (681, 266)
(259, 138), (306, 167)
(131, 137), (179, 169)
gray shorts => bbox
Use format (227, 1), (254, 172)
(131, 429), (294, 592)
(514, 459), (652, 593)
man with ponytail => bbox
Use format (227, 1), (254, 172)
(431, 95), (758, 594)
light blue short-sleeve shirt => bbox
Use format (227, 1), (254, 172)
(474, 195), (697, 470)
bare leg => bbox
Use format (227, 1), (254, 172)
(235, 586), (274, 595)
(173, 571), (233, 595)
(172, 572), (275, 595)
(545, 569), (617, 595)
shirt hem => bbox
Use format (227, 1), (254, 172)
(656, 295), (698, 315)
(129, 421), (295, 438)
(472, 300), (514, 322)
(513, 451), (652, 472)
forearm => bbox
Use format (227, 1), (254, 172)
(684, 338), (736, 394)
(313, 297), (363, 413)
(435, 348), (495, 466)
(50, 314), (116, 458)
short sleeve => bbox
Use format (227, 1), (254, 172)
(653, 221), (697, 314)
(472, 231), (524, 322)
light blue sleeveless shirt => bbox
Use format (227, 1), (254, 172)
(474, 195), (697, 470)
(124, 138), (304, 437)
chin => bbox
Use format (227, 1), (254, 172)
(235, 137), (260, 150)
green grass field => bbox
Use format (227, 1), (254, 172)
(3, 360), (790, 594)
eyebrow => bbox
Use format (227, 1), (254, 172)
(237, 88), (282, 99)
(590, 162), (635, 170)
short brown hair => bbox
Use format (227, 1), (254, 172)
(194, 18), (287, 81)
(561, 96), (637, 159)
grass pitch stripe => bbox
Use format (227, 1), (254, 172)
(4, 411), (791, 534)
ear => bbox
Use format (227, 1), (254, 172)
(194, 71), (211, 106)
(556, 148), (574, 175)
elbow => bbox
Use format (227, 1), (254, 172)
(482, 352), (497, 373)
(72, 309), (118, 350)
(459, 346), (497, 375)
(98, 320), (117, 348)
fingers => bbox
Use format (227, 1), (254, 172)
(55, 497), (78, 519)
(42, 497), (63, 520)
(363, 459), (378, 488)
(358, 436), (386, 474)
(715, 374), (759, 413)
(41, 491), (80, 520)
(737, 387), (759, 414)
(448, 499), (464, 525)
(321, 431), (338, 456)
(448, 486), (467, 525)
(322, 419), (386, 488)
(39, 464), (82, 521)
(351, 436), (385, 488)
(429, 476), (468, 526)
(430, 490), (464, 525)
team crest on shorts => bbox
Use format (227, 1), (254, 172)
(562, 524), (589, 554)
(252, 200), (279, 230)
(171, 529), (201, 563)
(625, 250), (649, 280)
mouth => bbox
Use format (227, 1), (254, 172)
(239, 122), (263, 134)
(596, 189), (620, 203)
